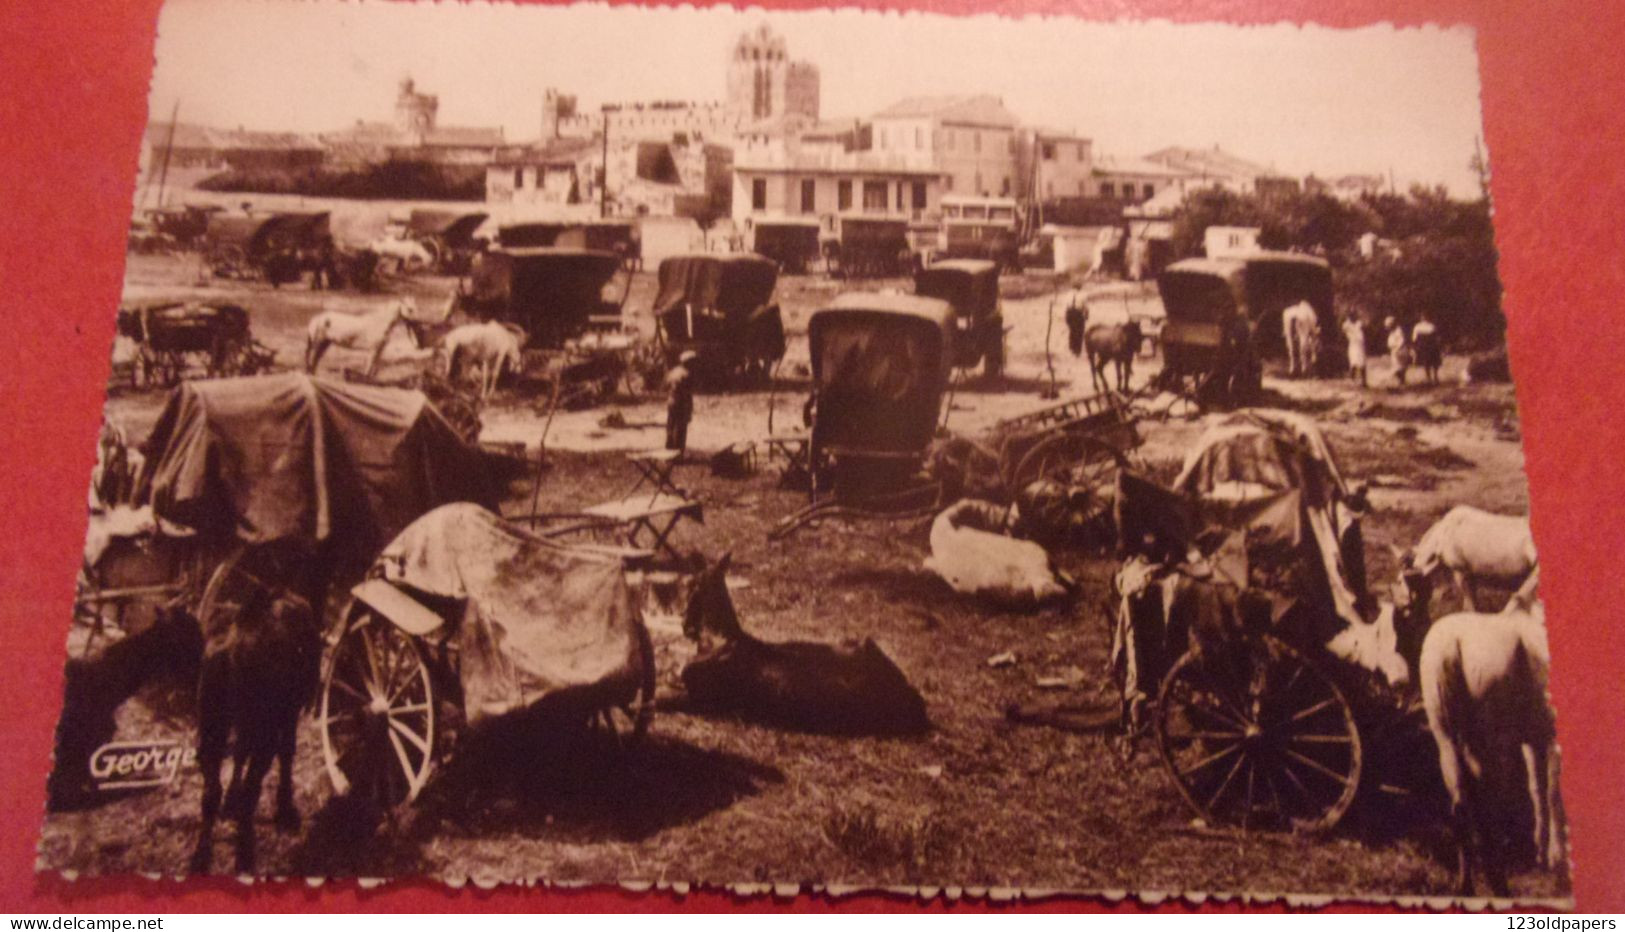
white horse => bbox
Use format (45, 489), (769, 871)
(1401, 505), (1537, 612)
(1420, 570), (1562, 896)
(1282, 300), (1320, 377)
(305, 297), (421, 377)
(369, 236), (433, 274)
(441, 321), (526, 399)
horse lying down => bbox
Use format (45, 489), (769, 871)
(681, 554), (929, 736)
(924, 499), (1070, 607)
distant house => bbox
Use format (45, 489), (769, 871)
(1088, 156), (1192, 204)
(731, 140), (944, 227)
(1204, 225), (1262, 258)
(867, 95), (1022, 197)
(488, 135), (730, 219)
(1144, 145), (1298, 196)
(321, 78), (503, 168)
(1020, 130), (1093, 201)
(144, 123), (325, 173)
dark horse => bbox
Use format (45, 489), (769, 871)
(1084, 319), (1142, 393)
(681, 553), (929, 736)
(189, 568), (322, 875)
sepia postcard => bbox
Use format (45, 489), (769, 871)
(38, 0), (1566, 906)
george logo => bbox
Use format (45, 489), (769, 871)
(88, 740), (196, 790)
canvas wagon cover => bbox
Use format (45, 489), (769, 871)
(138, 372), (494, 549)
(1173, 409), (1361, 629)
(370, 503), (643, 727)
(808, 295), (953, 455)
(653, 254), (778, 317)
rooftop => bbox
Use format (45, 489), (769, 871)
(872, 95), (1020, 128)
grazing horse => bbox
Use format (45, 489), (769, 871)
(442, 321), (526, 399)
(305, 297), (421, 376)
(1083, 319), (1142, 393)
(1282, 301), (1321, 377)
(190, 587), (321, 875)
(681, 553), (929, 736)
(1400, 505), (1537, 612)
(1420, 571), (1562, 896)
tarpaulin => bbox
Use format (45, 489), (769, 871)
(652, 254), (777, 318)
(138, 372), (494, 551)
(369, 503), (643, 727)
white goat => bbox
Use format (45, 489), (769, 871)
(1420, 570), (1562, 897)
(1402, 505), (1537, 611)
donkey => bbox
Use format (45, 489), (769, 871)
(681, 553), (929, 736)
(190, 587), (322, 875)
(1083, 319), (1142, 393)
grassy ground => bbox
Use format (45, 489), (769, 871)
(40, 251), (1564, 903)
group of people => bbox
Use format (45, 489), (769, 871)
(1341, 312), (1443, 387)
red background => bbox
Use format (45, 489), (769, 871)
(2, 0), (1621, 913)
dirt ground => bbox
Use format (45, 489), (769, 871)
(39, 248), (1564, 903)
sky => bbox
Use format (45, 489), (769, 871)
(147, 0), (1489, 196)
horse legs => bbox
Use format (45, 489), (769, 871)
(306, 340), (327, 374)
(1455, 571), (1478, 613)
(1544, 744), (1566, 870)
(273, 713), (301, 833)
(189, 714), (227, 873)
(231, 745), (275, 874)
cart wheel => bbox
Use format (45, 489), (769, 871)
(1156, 637), (1361, 833)
(584, 622), (655, 748)
(1010, 433), (1127, 514)
(319, 607), (436, 807)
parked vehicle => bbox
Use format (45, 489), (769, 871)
(463, 247), (629, 348)
(914, 259), (1005, 376)
(323, 502), (655, 808)
(402, 209), (489, 274)
(822, 215), (913, 278)
(935, 195), (1021, 272)
(1155, 252), (1335, 408)
(498, 220), (641, 269)
(203, 211), (334, 284)
(114, 300), (276, 389)
(749, 217), (822, 274)
(652, 253), (785, 383)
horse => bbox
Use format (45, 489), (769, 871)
(1282, 301), (1321, 377)
(1399, 505), (1537, 612)
(1083, 319), (1142, 393)
(1419, 570), (1562, 896)
(442, 321), (527, 399)
(681, 553), (929, 736)
(305, 297), (422, 376)
(190, 586), (322, 875)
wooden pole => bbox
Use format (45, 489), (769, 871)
(600, 108), (609, 219)
(152, 99), (180, 209)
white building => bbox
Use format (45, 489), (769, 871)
(731, 141), (944, 227)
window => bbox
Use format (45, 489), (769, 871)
(752, 178), (767, 211)
(1143, 183), (1155, 200)
(1040, 141), (1056, 160)
(915, 127), (924, 149)
(1100, 182), (1115, 197)
(801, 178), (816, 213)
(862, 180), (888, 212)
(1000, 176), (1011, 196)
(912, 181), (927, 210)
(838, 179), (853, 211)
(513, 167), (523, 188)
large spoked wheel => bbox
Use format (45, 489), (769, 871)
(1155, 637), (1361, 833)
(583, 622), (656, 748)
(1010, 434), (1128, 519)
(196, 545), (301, 635)
(319, 607), (436, 808)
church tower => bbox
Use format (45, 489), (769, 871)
(394, 77), (439, 142)
(725, 24), (819, 124)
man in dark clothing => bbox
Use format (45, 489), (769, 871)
(666, 351), (697, 453)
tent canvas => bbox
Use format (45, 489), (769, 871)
(137, 372), (495, 552)
(363, 503), (645, 727)
(652, 254), (778, 319)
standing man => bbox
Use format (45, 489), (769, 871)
(665, 350), (697, 454)
(1385, 316), (1412, 387)
(1342, 314), (1368, 387)
(1412, 313), (1442, 385)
